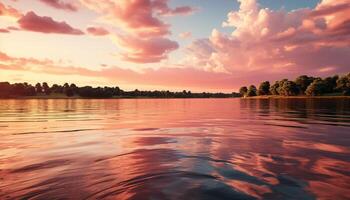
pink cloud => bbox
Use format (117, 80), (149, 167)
(0, 51), (10, 61)
(17, 11), (84, 35)
(39, 0), (78, 12)
(0, 28), (10, 33)
(79, 0), (194, 63)
(0, 52), (11, 61)
(186, 0), (350, 81)
(0, 2), (22, 18)
(2, 50), (348, 91)
(81, 0), (163, 37)
(112, 34), (179, 63)
(7, 26), (20, 31)
(86, 26), (109, 36)
(179, 32), (192, 39)
(80, 0), (195, 37)
(169, 6), (195, 16)
(309, 2), (350, 18)
(0, 51), (238, 91)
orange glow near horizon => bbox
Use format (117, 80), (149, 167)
(1, 0), (349, 92)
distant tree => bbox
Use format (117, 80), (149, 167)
(279, 81), (298, 96)
(247, 85), (257, 97)
(336, 73), (350, 95)
(1, 81), (235, 99)
(0, 82), (12, 97)
(239, 86), (248, 97)
(51, 84), (63, 93)
(133, 89), (140, 96)
(62, 83), (75, 96)
(232, 92), (241, 97)
(70, 83), (78, 94)
(277, 79), (288, 95)
(306, 79), (327, 96)
(26, 85), (36, 96)
(35, 83), (42, 93)
(12, 83), (25, 96)
(324, 75), (338, 93)
(295, 75), (314, 94)
(113, 87), (122, 96)
(258, 81), (270, 95)
(22, 83), (36, 96)
(269, 81), (280, 95)
(64, 89), (74, 97)
(42, 82), (51, 95)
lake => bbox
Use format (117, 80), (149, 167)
(0, 99), (349, 200)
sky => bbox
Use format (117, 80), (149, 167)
(0, 0), (349, 92)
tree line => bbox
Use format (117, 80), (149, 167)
(0, 82), (241, 98)
(239, 73), (350, 97)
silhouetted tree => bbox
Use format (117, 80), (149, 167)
(3, 72), (349, 99)
(0, 82), (11, 97)
(113, 87), (122, 96)
(258, 81), (270, 95)
(26, 85), (36, 96)
(42, 82), (51, 95)
(51, 84), (63, 93)
(279, 81), (298, 96)
(232, 92), (241, 97)
(276, 79), (288, 95)
(65, 89), (74, 97)
(35, 83), (42, 93)
(12, 83), (26, 96)
(295, 75), (314, 94)
(270, 81), (280, 95)
(239, 86), (248, 97)
(336, 73), (350, 95)
(247, 85), (257, 97)
(306, 79), (327, 96)
(0, 82), (36, 97)
(324, 75), (338, 93)
(21, 83), (36, 96)
(69, 83), (79, 95)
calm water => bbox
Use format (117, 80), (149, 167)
(0, 99), (349, 200)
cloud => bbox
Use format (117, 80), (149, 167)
(17, 11), (84, 35)
(39, 0), (78, 12)
(79, 0), (194, 63)
(86, 26), (109, 36)
(166, 6), (195, 16)
(156, 5), (196, 16)
(80, 0), (195, 37)
(3, 50), (349, 91)
(0, 28), (10, 33)
(7, 26), (20, 31)
(309, 2), (350, 18)
(112, 34), (179, 63)
(179, 31), (192, 39)
(0, 51), (241, 91)
(186, 0), (350, 81)
(0, 51), (11, 60)
(0, 2), (22, 18)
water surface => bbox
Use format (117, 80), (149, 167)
(0, 99), (349, 199)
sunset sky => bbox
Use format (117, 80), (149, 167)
(0, 0), (349, 92)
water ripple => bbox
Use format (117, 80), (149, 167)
(0, 98), (349, 200)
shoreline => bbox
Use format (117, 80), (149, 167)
(242, 95), (350, 99)
(0, 96), (237, 100)
(1, 95), (349, 100)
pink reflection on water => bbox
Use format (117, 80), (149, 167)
(0, 99), (349, 199)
